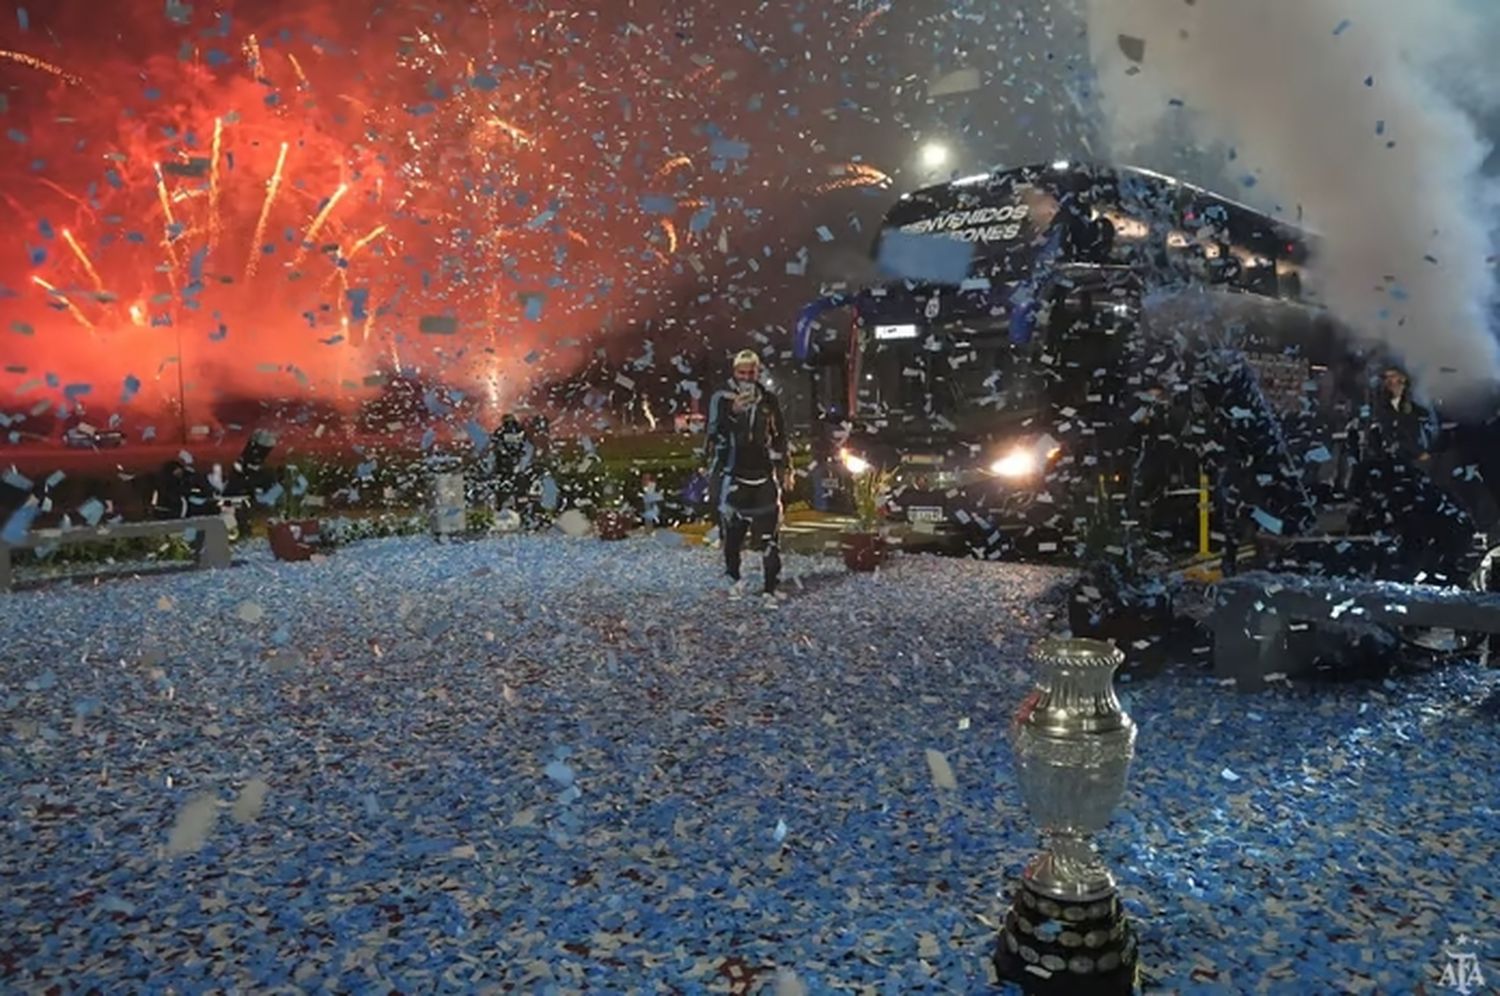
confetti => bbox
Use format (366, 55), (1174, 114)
(166, 794), (218, 855)
(231, 778), (269, 823)
(0, 541), (1492, 992)
(924, 748), (958, 791)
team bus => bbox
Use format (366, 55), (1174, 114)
(794, 161), (1370, 557)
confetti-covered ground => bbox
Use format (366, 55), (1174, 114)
(2, 535), (1497, 994)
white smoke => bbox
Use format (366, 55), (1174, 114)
(1083, 0), (1500, 407)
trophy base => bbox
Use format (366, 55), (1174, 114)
(994, 882), (1138, 995)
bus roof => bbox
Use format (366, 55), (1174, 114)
(795, 163), (1318, 362)
(882, 161), (1314, 261)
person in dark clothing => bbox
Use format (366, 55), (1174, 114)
(520, 414), (554, 528)
(705, 349), (789, 604)
(491, 414), (527, 513)
(1353, 367), (1478, 582)
(1372, 367), (1438, 465)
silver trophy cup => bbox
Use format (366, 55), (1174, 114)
(996, 637), (1139, 994)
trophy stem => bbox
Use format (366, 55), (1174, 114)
(1025, 833), (1116, 903)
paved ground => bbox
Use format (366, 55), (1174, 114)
(1, 535), (1497, 993)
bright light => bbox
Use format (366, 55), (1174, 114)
(990, 448), (1039, 479)
(875, 323), (919, 340)
(1051, 159), (1072, 171)
(988, 437), (1061, 480)
(920, 143), (949, 169)
(841, 449), (872, 475)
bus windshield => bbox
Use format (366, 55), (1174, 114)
(858, 326), (1045, 422)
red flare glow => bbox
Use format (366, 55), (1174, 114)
(0, 0), (878, 445)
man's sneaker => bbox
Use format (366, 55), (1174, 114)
(727, 578), (747, 599)
(760, 592), (780, 609)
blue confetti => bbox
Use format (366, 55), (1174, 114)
(1, 504), (37, 544)
(76, 498), (105, 526)
(639, 195), (677, 215)
(875, 230), (974, 285)
(709, 137), (749, 160)
(346, 287), (369, 321)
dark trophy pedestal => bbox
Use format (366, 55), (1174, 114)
(995, 883), (1138, 995)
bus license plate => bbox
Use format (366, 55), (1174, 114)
(909, 507), (945, 523)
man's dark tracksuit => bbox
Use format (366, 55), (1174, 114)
(705, 381), (787, 594)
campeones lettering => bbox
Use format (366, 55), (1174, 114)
(898, 204), (1031, 243)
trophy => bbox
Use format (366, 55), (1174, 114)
(995, 637), (1140, 995)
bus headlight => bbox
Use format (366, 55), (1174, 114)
(840, 448), (872, 475)
(987, 435), (1061, 480)
(990, 448), (1040, 479)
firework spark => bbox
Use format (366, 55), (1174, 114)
(321, 224), (388, 290)
(812, 161), (892, 194)
(153, 165), (178, 229)
(245, 142), (289, 281)
(292, 183), (349, 268)
(346, 224), (387, 260)
(153, 165), (182, 283)
(484, 117), (534, 146)
(854, 3), (891, 37)
(32, 275), (96, 331)
(61, 229), (106, 294)
(243, 34), (263, 79)
(207, 117), (223, 254)
(287, 52), (310, 89)
(658, 218), (678, 254)
(656, 156), (693, 178)
(0, 49), (86, 87)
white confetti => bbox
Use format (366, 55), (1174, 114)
(231, 778), (269, 823)
(924, 748), (958, 791)
(166, 794), (218, 855)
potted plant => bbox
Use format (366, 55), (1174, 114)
(842, 466), (895, 572)
(594, 480), (636, 541)
(267, 465), (324, 562)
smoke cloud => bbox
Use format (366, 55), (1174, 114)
(1084, 0), (1500, 408)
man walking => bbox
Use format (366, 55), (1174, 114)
(705, 350), (789, 605)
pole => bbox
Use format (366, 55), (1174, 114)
(1198, 470), (1211, 558)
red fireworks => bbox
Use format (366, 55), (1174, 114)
(0, 1), (888, 439)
